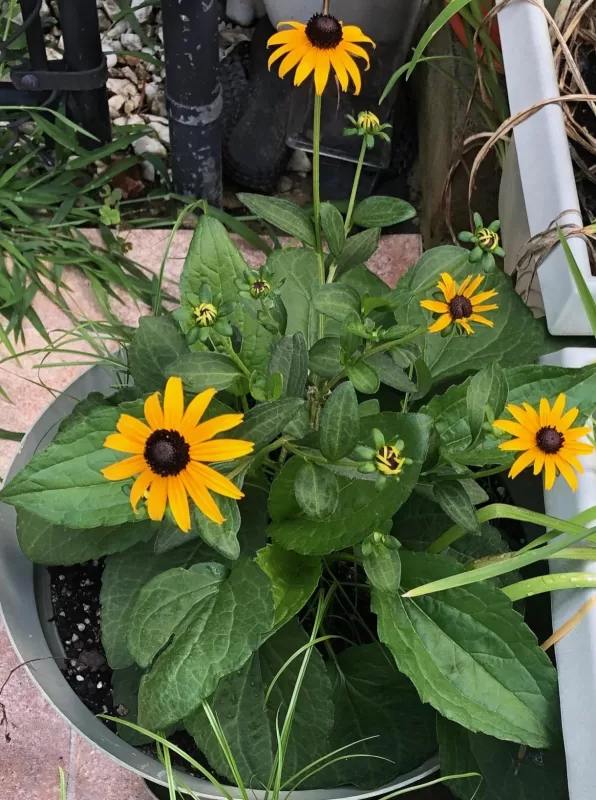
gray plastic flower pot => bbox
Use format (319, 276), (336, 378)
(497, 0), (594, 335)
(0, 363), (438, 797)
(538, 347), (596, 800)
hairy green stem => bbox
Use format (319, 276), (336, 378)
(312, 93), (327, 341)
(344, 136), (368, 234)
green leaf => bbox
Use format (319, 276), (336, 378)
(359, 399), (381, 417)
(309, 337), (343, 378)
(467, 363), (508, 445)
(138, 558), (274, 730)
(323, 645), (437, 789)
(423, 363), (596, 466)
(16, 511), (154, 566)
(128, 315), (189, 393)
(294, 462), (339, 519)
(352, 196), (416, 229)
(271, 248), (320, 346)
(346, 359), (380, 394)
(180, 215), (247, 329)
(101, 537), (214, 669)
(234, 397), (306, 448)
(438, 716), (567, 800)
(320, 202), (346, 258)
(392, 260), (547, 383)
(433, 480), (480, 534)
(186, 619), (332, 786)
(367, 353), (417, 393)
(256, 543), (321, 627)
(128, 562), (228, 669)
(111, 665), (151, 746)
(267, 333), (308, 398)
(283, 404), (311, 439)
(194, 496), (241, 559)
(313, 284), (361, 323)
(0, 400), (147, 528)
(0, 428), (23, 442)
(165, 352), (243, 393)
(238, 194), (316, 248)
(362, 540), (402, 595)
(558, 225), (596, 337)
(239, 311), (275, 378)
(319, 381), (359, 462)
(370, 550), (560, 748)
(335, 228), (381, 278)
(268, 413), (432, 555)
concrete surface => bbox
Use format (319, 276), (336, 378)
(0, 229), (428, 799)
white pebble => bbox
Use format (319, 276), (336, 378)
(288, 149), (312, 173)
(132, 135), (167, 157)
(77, 623), (86, 632)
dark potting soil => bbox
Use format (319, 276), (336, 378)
(48, 561), (210, 775)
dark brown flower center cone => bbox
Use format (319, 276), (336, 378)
(306, 13), (343, 49)
(145, 429), (190, 477)
(536, 426), (564, 455)
(449, 295), (473, 319)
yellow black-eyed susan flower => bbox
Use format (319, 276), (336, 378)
(267, 13), (375, 95)
(354, 428), (412, 490)
(459, 213), (505, 270)
(493, 394), (595, 491)
(344, 110), (392, 149)
(420, 272), (499, 335)
(102, 377), (254, 531)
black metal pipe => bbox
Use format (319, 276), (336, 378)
(56, 0), (111, 147)
(19, 0), (48, 71)
(160, 0), (222, 205)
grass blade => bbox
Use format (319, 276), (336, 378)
(557, 225), (596, 338)
(405, 0), (475, 79)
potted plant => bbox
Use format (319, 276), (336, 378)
(0, 7), (590, 799)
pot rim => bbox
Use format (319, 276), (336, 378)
(0, 362), (439, 797)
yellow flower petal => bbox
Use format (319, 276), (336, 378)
(533, 450), (545, 475)
(187, 414), (244, 446)
(469, 313), (494, 327)
(279, 43), (310, 78)
(168, 476), (191, 533)
(342, 25), (375, 46)
(188, 461), (244, 499)
(428, 313), (452, 333)
(144, 392), (164, 430)
(104, 433), (144, 454)
(341, 41), (371, 67)
(470, 289), (498, 305)
(539, 397), (551, 427)
(565, 441), (595, 455)
(117, 414), (152, 444)
(544, 456), (556, 490)
(180, 388), (217, 437)
(554, 455), (578, 491)
(182, 471), (225, 524)
(277, 20), (305, 30)
(471, 304), (499, 313)
(457, 276), (473, 295)
(314, 51), (331, 95)
(439, 272), (456, 301)
(420, 299), (450, 314)
(498, 438), (535, 451)
(163, 376), (184, 429)
(550, 394), (566, 424)
(147, 476), (168, 521)
(564, 426), (592, 440)
(463, 275), (484, 298)
(558, 407), (580, 432)
(130, 468), (154, 512)
(457, 318), (474, 335)
(338, 47), (361, 94)
(190, 439), (255, 463)
(329, 48), (349, 91)
(269, 42), (294, 69)
(509, 448), (539, 479)
(102, 455), (145, 481)
(521, 403), (541, 431)
(267, 29), (299, 46)
(558, 450), (584, 473)
(492, 419), (530, 438)
(505, 403), (538, 432)
(294, 47), (318, 86)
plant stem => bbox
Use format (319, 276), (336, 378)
(344, 136), (368, 235)
(312, 92), (327, 340)
(219, 335), (251, 378)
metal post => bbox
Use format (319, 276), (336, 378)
(19, 0), (48, 72)
(160, 0), (222, 205)
(56, 0), (111, 147)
